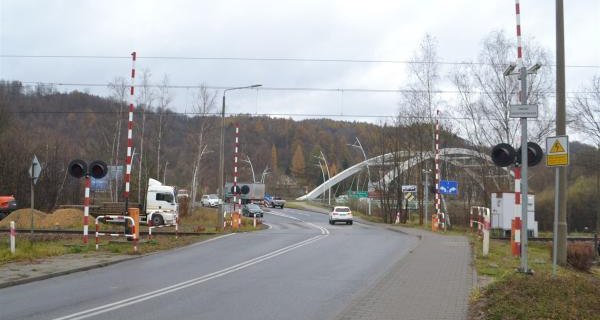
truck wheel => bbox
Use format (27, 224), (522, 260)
(280, 205), (284, 209)
(152, 214), (164, 226)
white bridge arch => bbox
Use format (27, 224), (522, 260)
(296, 148), (509, 201)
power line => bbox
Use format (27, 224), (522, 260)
(18, 81), (599, 95)
(1, 54), (599, 69)
(7, 109), (598, 124)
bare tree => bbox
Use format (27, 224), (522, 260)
(401, 34), (441, 154)
(190, 85), (217, 204)
(450, 31), (554, 198)
(108, 77), (129, 201)
(570, 75), (600, 235)
(155, 74), (172, 180)
(451, 31), (554, 148)
(136, 69), (155, 202)
(571, 76), (600, 146)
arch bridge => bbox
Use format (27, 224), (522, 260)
(296, 148), (510, 201)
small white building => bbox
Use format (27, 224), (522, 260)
(490, 192), (538, 237)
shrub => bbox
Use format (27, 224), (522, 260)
(566, 241), (594, 272)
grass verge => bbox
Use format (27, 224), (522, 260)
(470, 233), (600, 319)
(0, 207), (266, 265)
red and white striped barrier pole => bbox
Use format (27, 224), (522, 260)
(10, 221), (16, 254)
(514, 0), (524, 68)
(233, 124), (240, 213)
(124, 51), (136, 213)
(434, 109), (442, 230)
(83, 175), (90, 244)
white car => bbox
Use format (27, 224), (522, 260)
(329, 206), (353, 225)
(201, 194), (222, 207)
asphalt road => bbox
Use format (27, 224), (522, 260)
(0, 208), (417, 320)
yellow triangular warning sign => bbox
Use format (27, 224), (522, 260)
(550, 140), (566, 153)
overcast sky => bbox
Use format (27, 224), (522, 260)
(1, 0), (598, 124)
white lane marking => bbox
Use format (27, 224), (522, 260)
(54, 216), (328, 320)
(267, 211), (329, 235)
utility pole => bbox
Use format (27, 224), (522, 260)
(555, 0), (568, 265)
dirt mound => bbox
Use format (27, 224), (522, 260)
(0, 209), (47, 228)
(45, 209), (84, 229)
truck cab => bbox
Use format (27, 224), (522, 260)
(145, 178), (178, 226)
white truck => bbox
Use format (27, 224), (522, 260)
(144, 178), (179, 226)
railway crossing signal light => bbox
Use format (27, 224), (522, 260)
(490, 142), (543, 167)
(241, 185), (250, 194)
(517, 142), (544, 167)
(68, 159), (87, 178)
(89, 160), (108, 179)
(491, 143), (516, 167)
(68, 159), (108, 179)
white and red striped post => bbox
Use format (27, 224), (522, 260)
(83, 176), (90, 244)
(124, 51), (136, 212)
(513, 166), (522, 254)
(10, 221), (16, 254)
(233, 124), (241, 218)
(95, 220), (100, 250)
(514, 0), (524, 68)
(434, 109), (442, 230)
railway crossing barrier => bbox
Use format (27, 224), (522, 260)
(95, 215), (137, 252)
(147, 212), (179, 240)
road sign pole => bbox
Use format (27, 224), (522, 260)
(552, 167), (559, 276)
(519, 66), (530, 274)
(30, 162), (35, 234)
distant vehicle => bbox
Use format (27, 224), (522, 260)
(0, 195), (17, 220)
(335, 195), (349, 204)
(177, 189), (190, 198)
(224, 182), (265, 204)
(264, 194), (285, 208)
(201, 194), (222, 207)
(329, 206), (353, 225)
(242, 203), (264, 218)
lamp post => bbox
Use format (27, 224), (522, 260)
(218, 84), (261, 231)
(348, 137), (372, 215)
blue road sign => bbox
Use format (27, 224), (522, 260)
(439, 180), (458, 195)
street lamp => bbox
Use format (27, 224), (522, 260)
(218, 84), (262, 230)
(348, 137), (372, 215)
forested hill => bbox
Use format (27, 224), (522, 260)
(0, 81), (425, 210)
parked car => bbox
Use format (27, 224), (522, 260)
(201, 194), (222, 207)
(242, 203), (264, 218)
(0, 195), (17, 220)
(329, 206), (353, 225)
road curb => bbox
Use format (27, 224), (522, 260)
(0, 255), (143, 289)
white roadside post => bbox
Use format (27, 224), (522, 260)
(10, 221), (16, 254)
(482, 208), (491, 257)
